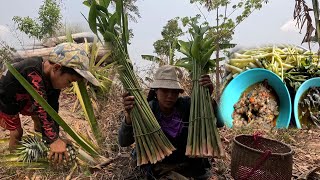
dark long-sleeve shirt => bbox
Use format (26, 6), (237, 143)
(118, 96), (223, 147)
(118, 120), (135, 146)
(0, 57), (60, 143)
(118, 96), (224, 175)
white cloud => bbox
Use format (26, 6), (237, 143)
(0, 25), (10, 38)
(280, 19), (300, 33)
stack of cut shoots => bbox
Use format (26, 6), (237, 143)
(85, 0), (175, 165)
(177, 20), (225, 157)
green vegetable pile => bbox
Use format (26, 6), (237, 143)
(224, 45), (320, 91)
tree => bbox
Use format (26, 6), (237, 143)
(189, 0), (268, 101)
(141, 18), (183, 65)
(294, 0), (320, 50)
(12, 0), (62, 40)
(0, 41), (15, 73)
(122, 0), (141, 23)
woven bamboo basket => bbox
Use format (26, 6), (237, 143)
(231, 134), (293, 180)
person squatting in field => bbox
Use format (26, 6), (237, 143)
(0, 43), (100, 164)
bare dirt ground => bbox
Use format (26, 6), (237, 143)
(0, 85), (319, 179)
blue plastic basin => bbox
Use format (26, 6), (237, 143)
(294, 77), (320, 129)
(218, 68), (292, 128)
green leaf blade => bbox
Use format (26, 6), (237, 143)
(6, 62), (100, 157)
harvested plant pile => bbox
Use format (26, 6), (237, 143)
(224, 45), (320, 92)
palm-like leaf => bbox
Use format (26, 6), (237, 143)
(77, 80), (102, 144)
(141, 55), (163, 64)
(174, 58), (192, 71)
(10, 135), (80, 167)
(178, 40), (192, 57)
(68, 38), (113, 144)
(15, 136), (48, 163)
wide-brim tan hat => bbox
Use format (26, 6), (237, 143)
(150, 65), (184, 93)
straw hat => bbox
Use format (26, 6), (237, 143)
(150, 65), (184, 93)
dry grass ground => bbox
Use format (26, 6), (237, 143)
(0, 83), (319, 179)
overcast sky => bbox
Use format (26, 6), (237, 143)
(0, 0), (314, 67)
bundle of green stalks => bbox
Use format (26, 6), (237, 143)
(187, 65), (224, 157)
(177, 20), (225, 157)
(116, 48), (175, 165)
(120, 61), (176, 165)
(85, 0), (175, 165)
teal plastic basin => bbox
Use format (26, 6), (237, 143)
(294, 77), (320, 129)
(218, 68), (292, 128)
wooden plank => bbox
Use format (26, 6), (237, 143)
(13, 43), (113, 64)
(42, 32), (95, 47)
